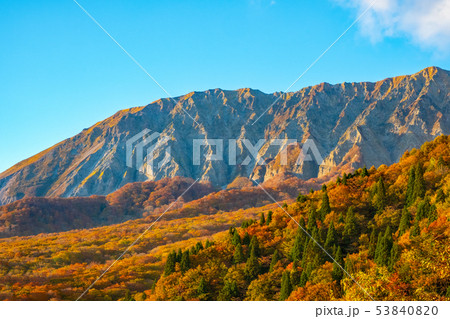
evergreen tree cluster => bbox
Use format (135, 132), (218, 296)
(163, 240), (213, 276)
(336, 167), (369, 186)
(406, 164), (426, 206)
(374, 227), (396, 268)
(319, 189), (331, 220)
(373, 177), (387, 211)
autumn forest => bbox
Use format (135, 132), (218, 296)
(1, 135), (450, 301)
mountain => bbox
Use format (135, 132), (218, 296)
(0, 174), (317, 238)
(0, 177), (214, 237)
(1, 66), (449, 205)
(0, 134), (449, 300)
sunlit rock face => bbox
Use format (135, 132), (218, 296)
(1, 66), (449, 204)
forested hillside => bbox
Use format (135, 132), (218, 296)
(0, 177), (215, 237)
(0, 135), (449, 300)
(149, 135), (450, 301)
(0, 175), (317, 238)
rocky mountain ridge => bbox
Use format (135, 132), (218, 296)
(0, 66), (449, 204)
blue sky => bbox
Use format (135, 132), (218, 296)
(1, 0), (450, 172)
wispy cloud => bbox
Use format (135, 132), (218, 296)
(336, 0), (450, 51)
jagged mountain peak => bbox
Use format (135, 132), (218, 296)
(1, 66), (449, 204)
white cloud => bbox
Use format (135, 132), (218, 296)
(336, 0), (450, 51)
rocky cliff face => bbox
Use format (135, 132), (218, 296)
(1, 66), (449, 204)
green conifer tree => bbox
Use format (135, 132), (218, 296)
(330, 244), (337, 259)
(307, 207), (318, 231)
(124, 290), (132, 301)
(197, 277), (209, 300)
(308, 228), (325, 266)
(388, 242), (399, 272)
(176, 249), (182, 263)
(436, 189), (446, 203)
(299, 270), (308, 287)
(151, 279), (157, 293)
(374, 232), (383, 263)
(301, 238), (312, 268)
(361, 165), (369, 177)
(374, 177), (387, 211)
(368, 228), (377, 259)
(266, 210), (273, 225)
(319, 226), (327, 246)
(241, 220), (254, 228)
(405, 167), (416, 206)
(195, 241), (204, 252)
(244, 254), (260, 280)
(218, 280), (239, 300)
(269, 250), (280, 272)
(260, 212), (266, 226)
(398, 208), (411, 236)
(249, 235), (260, 257)
(331, 246), (344, 281)
(233, 243), (245, 264)
(291, 227), (306, 261)
(299, 263), (313, 287)
(412, 164), (425, 201)
(232, 230), (241, 246)
(428, 204), (438, 223)
(383, 226), (394, 256)
(344, 254), (354, 274)
(290, 259), (301, 287)
(164, 250), (177, 276)
(279, 271), (292, 300)
(416, 198), (431, 221)
(299, 217), (306, 229)
(324, 221), (338, 251)
(343, 206), (358, 240)
(410, 219), (420, 238)
(338, 211), (344, 224)
(320, 190), (332, 220)
(375, 226), (393, 266)
(242, 232), (251, 245)
(297, 194), (307, 203)
(342, 173), (348, 185)
(180, 250), (191, 273)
